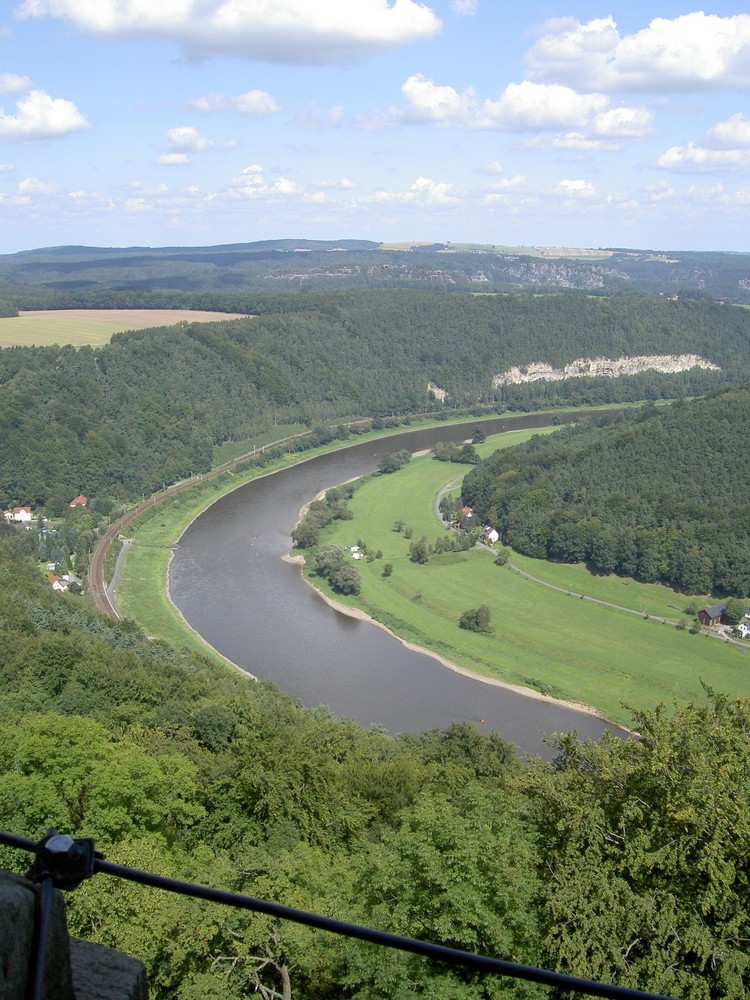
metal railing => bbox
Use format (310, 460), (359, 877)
(0, 829), (678, 1000)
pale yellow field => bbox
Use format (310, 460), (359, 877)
(0, 309), (250, 347)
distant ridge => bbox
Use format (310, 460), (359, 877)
(13, 239), (382, 258)
(1, 240), (749, 302)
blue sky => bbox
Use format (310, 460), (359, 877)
(1, 0), (750, 253)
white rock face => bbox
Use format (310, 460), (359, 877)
(492, 354), (720, 386)
(428, 381), (448, 401)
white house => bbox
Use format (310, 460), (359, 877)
(4, 506), (33, 523)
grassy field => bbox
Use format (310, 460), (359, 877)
(309, 435), (749, 726)
(0, 309), (249, 347)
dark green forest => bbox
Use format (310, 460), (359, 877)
(462, 385), (750, 596)
(1, 527), (749, 998)
(2, 290), (748, 508)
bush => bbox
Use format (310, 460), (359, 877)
(331, 564), (361, 595)
(459, 605), (492, 633)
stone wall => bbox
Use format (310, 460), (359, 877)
(0, 870), (148, 1000)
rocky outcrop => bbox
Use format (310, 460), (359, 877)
(492, 354), (720, 387)
(427, 381), (448, 402)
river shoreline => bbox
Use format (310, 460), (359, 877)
(283, 551), (611, 723)
(163, 413), (653, 749)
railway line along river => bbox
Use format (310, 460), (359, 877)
(168, 414), (626, 758)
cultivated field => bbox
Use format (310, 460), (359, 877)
(0, 309), (249, 347)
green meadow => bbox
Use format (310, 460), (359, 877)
(309, 433), (750, 725)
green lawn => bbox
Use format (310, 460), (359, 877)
(310, 438), (749, 726)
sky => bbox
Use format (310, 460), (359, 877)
(1, 0), (750, 254)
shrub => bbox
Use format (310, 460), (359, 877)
(459, 605), (492, 633)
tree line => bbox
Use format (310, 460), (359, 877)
(462, 385), (750, 596)
(3, 241), (750, 302)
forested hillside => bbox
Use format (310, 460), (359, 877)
(1, 527), (749, 998)
(2, 240), (750, 303)
(2, 290), (748, 507)
(462, 386), (750, 595)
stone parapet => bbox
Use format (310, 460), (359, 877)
(0, 870), (147, 999)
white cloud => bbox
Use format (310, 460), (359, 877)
(292, 102), (345, 130)
(124, 197), (150, 213)
(489, 174), (525, 190)
(0, 161), (15, 171)
(228, 164), (304, 198)
(707, 113), (750, 148)
(15, 0), (442, 64)
(0, 73), (32, 94)
(393, 76), (648, 136)
(18, 174), (60, 194)
(478, 81), (607, 131)
(656, 111), (750, 175)
(591, 106), (653, 139)
(528, 12), (750, 92)
(233, 90), (281, 116)
(399, 73), (478, 125)
(657, 142), (750, 173)
(554, 178), (598, 198)
(189, 92), (227, 113)
(0, 89), (88, 139)
(189, 89), (281, 116)
(157, 152), (190, 165)
(362, 176), (460, 205)
(451, 0), (477, 15)
(314, 177), (356, 189)
(524, 132), (622, 151)
(166, 125), (212, 152)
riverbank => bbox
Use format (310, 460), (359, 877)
(284, 552), (609, 722)
(100, 409), (592, 641)
(101, 404), (748, 733)
(298, 444), (749, 726)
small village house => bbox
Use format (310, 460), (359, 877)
(698, 601), (750, 628)
(3, 506), (33, 523)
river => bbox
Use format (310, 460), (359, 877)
(169, 414), (624, 758)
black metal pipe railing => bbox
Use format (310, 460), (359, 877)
(0, 830), (678, 1000)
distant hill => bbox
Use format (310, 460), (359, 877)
(1, 239), (750, 303)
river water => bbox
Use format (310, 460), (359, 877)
(169, 414), (624, 758)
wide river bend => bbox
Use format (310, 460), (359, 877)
(169, 415), (624, 757)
